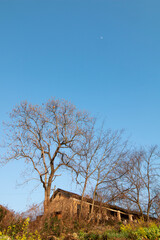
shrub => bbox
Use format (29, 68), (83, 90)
(0, 218), (41, 240)
(120, 220), (160, 240)
(0, 206), (19, 232)
(41, 216), (63, 239)
(0, 208), (6, 223)
(84, 233), (100, 240)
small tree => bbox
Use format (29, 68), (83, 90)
(120, 150), (145, 215)
(141, 146), (160, 220)
(152, 195), (160, 219)
(3, 99), (91, 212)
(76, 122), (127, 220)
(108, 146), (160, 220)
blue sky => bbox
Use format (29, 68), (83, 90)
(0, 0), (160, 212)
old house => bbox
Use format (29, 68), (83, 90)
(48, 188), (147, 222)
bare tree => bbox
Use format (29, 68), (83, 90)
(152, 195), (160, 219)
(3, 99), (91, 212)
(108, 146), (160, 220)
(76, 123), (127, 219)
(88, 133), (128, 221)
(141, 146), (160, 220)
(120, 150), (145, 215)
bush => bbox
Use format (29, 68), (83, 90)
(84, 233), (100, 240)
(41, 216), (63, 239)
(0, 218), (41, 240)
(0, 206), (21, 234)
(0, 208), (6, 223)
(120, 220), (160, 240)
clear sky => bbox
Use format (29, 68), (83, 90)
(0, 0), (160, 213)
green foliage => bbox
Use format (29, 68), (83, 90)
(1, 215), (160, 240)
(79, 231), (101, 240)
(0, 218), (41, 240)
(42, 216), (62, 237)
(133, 224), (160, 240)
(84, 233), (100, 240)
(78, 220), (160, 240)
(78, 230), (86, 239)
(6, 219), (24, 238)
(104, 229), (129, 239)
(79, 231), (107, 240)
(121, 220), (160, 240)
(73, 220), (79, 231)
(0, 232), (11, 240)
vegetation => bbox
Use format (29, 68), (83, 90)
(0, 218), (41, 240)
(0, 207), (160, 240)
(0, 220), (160, 239)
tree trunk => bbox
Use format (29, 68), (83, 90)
(79, 178), (88, 220)
(44, 188), (51, 213)
(147, 204), (151, 221)
(88, 186), (97, 223)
